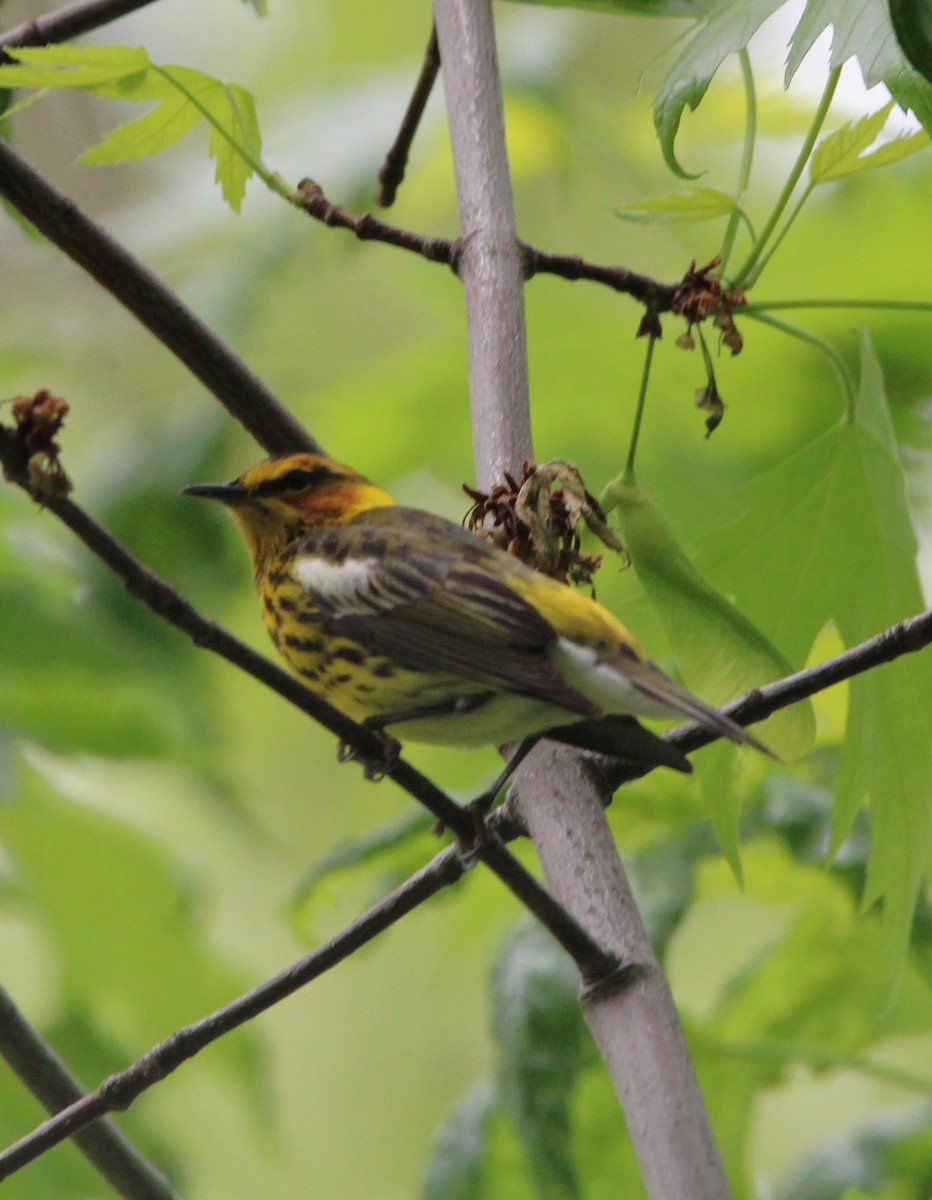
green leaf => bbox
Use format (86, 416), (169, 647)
(785, 0), (932, 136)
(0, 43), (149, 91)
(653, 0), (786, 178)
(698, 331), (932, 974)
(422, 1082), (500, 1200)
(1, 767), (256, 1072)
(616, 185), (742, 223)
(610, 480), (816, 761)
(811, 101), (930, 183)
(491, 923), (586, 1200)
(0, 45), (263, 212)
(891, 0), (932, 84)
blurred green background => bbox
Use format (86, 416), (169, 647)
(1, 1), (931, 1197)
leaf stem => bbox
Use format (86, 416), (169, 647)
(743, 309), (855, 416)
(732, 66), (841, 288)
(623, 334), (657, 484)
(742, 298), (932, 314)
(718, 49), (756, 277)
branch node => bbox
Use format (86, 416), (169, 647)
(579, 959), (646, 1007)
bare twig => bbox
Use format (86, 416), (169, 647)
(375, 23), (441, 208)
(0, 987), (178, 1200)
(0, 0), (160, 51)
(0, 847), (465, 1181)
(0, 140), (315, 457)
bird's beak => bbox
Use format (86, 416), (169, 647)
(182, 481), (248, 504)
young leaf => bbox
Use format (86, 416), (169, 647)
(786, 0), (932, 136)
(653, 0), (786, 178)
(0, 45), (263, 212)
(811, 101), (930, 183)
(616, 185), (743, 223)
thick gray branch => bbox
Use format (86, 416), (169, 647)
(432, 2), (731, 1197)
(433, 0), (532, 491)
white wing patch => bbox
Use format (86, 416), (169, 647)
(550, 637), (676, 719)
(293, 555), (381, 613)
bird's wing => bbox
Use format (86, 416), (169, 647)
(291, 516), (600, 716)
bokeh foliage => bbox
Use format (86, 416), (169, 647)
(0, 1), (931, 1198)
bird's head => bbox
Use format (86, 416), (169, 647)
(184, 453), (394, 574)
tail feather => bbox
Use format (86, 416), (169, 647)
(545, 715), (692, 774)
(629, 664), (776, 759)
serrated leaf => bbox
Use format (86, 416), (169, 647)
(653, 0), (786, 178)
(698, 331), (932, 977)
(786, 0), (932, 136)
(811, 101), (896, 182)
(0, 45), (263, 212)
(811, 101), (930, 183)
(79, 89), (202, 162)
(0, 43), (149, 91)
(616, 185), (741, 223)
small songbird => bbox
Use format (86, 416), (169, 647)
(184, 453), (768, 776)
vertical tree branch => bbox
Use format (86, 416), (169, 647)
(431, 2), (732, 1196)
(432, 0), (532, 492)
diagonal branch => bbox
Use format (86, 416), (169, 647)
(375, 22), (441, 208)
(0, 987), (179, 1199)
(0, 845), (465, 1182)
(0, 140), (315, 457)
(0, 0), (162, 51)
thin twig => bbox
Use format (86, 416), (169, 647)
(293, 183), (683, 314)
(0, 848), (465, 1181)
(375, 23), (441, 208)
(0, 140), (315, 457)
(0, 987), (178, 1200)
(0, 0), (160, 51)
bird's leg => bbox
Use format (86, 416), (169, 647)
(467, 735), (541, 820)
(338, 694), (492, 782)
(451, 737), (542, 865)
(336, 727), (402, 781)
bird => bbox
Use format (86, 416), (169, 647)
(184, 452), (769, 781)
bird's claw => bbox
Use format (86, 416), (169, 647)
(336, 727), (401, 781)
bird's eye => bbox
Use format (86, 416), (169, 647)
(252, 465), (336, 498)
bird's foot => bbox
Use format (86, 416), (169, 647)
(451, 803), (492, 869)
(336, 724), (401, 782)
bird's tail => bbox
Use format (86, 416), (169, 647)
(628, 662), (776, 758)
(545, 715), (693, 774)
